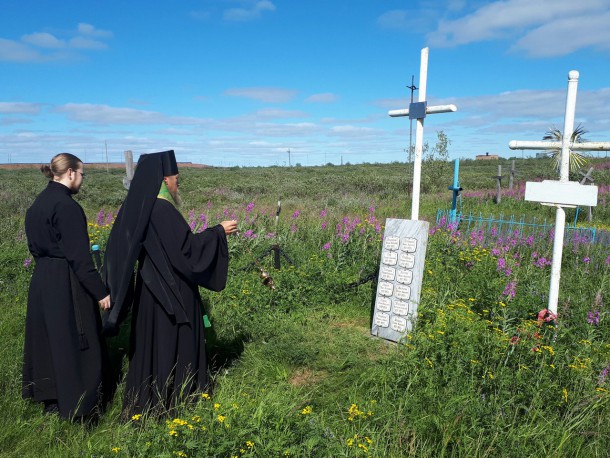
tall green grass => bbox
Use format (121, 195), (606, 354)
(1, 159), (609, 457)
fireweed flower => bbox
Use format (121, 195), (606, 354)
(292, 210), (300, 219)
(246, 202), (254, 212)
(583, 256), (591, 264)
(23, 258), (32, 268)
(319, 209), (327, 218)
(322, 243), (331, 251)
(503, 280), (517, 298)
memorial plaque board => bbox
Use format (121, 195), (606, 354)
(371, 218), (429, 342)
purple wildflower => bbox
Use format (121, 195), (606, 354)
(292, 210), (300, 219)
(23, 258), (32, 268)
(497, 258), (506, 271)
(242, 229), (257, 239)
(319, 209), (327, 218)
(96, 210), (105, 225)
(503, 280), (517, 299)
(321, 221), (327, 230)
(322, 242), (331, 251)
(583, 257), (591, 264)
(246, 202), (254, 213)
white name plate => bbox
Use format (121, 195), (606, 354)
(525, 180), (598, 207)
(396, 269), (413, 285)
(382, 251), (398, 266)
(380, 266), (396, 281)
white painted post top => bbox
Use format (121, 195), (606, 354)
(389, 104), (457, 118)
(525, 180), (598, 207)
(509, 140), (610, 151)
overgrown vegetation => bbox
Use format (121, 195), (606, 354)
(1, 158), (609, 457)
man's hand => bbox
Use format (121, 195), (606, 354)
(99, 294), (111, 310)
(220, 220), (238, 235)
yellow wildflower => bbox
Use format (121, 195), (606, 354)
(111, 448), (121, 454)
(246, 441), (254, 448)
(217, 415), (226, 423)
(214, 403), (221, 410)
(563, 388), (568, 403)
(131, 414), (142, 421)
(201, 393), (210, 400)
(300, 405), (313, 415)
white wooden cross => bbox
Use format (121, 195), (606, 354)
(509, 70), (610, 317)
(388, 47), (457, 220)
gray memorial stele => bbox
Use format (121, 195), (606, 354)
(371, 219), (429, 343)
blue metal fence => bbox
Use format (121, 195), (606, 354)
(435, 209), (609, 244)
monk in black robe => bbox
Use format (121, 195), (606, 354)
(103, 150), (236, 416)
(23, 153), (111, 419)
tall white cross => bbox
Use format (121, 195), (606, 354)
(389, 47), (457, 220)
(509, 70), (610, 317)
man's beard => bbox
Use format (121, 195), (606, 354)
(169, 188), (182, 207)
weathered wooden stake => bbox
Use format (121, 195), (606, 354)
(123, 150), (134, 190)
(509, 160), (517, 190)
(494, 165), (503, 204)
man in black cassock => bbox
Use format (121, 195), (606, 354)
(23, 155), (111, 420)
(103, 150), (237, 416)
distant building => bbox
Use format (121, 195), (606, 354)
(475, 152), (499, 160)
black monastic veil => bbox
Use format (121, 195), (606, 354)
(103, 150), (229, 416)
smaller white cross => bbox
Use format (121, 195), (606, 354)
(509, 71), (610, 317)
(389, 47), (457, 221)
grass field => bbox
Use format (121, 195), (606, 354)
(1, 157), (609, 457)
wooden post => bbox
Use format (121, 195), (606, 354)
(123, 150), (134, 190)
(494, 165), (503, 204)
(509, 160), (517, 190)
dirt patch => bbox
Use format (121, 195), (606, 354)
(288, 368), (327, 387)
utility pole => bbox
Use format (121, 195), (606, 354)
(287, 149), (291, 167)
(105, 141), (109, 172)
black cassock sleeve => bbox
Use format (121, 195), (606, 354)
(150, 199), (229, 292)
(55, 199), (108, 301)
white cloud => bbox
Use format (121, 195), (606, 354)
(376, 10), (410, 30)
(330, 125), (378, 137)
(54, 103), (214, 127)
(427, 0), (610, 57)
(224, 87), (297, 103)
(511, 12), (610, 57)
(0, 102), (43, 114)
(21, 32), (66, 49)
(254, 108), (307, 119)
(0, 38), (43, 62)
(305, 93), (339, 103)
(77, 23), (113, 38)
(223, 1), (276, 21)
(0, 23), (112, 62)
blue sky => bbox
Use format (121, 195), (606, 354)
(1, 0), (610, 166)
